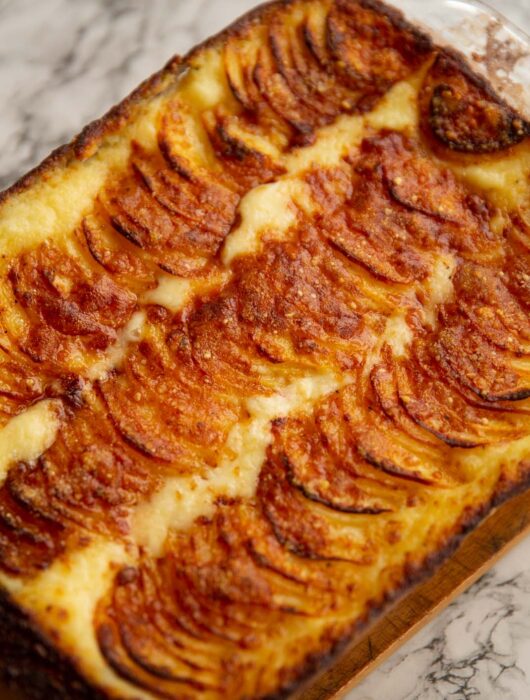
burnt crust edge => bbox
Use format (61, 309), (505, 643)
(420, 46), (530, 154)
(0, 588), (110, 700)
(1, 0), (522, 209)
(1, 470), (529, 700)
(0, 0), (434, 206)
(0, 54), (184, 208)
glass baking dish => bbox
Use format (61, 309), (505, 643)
(0, 3), (528, 700)
(400, 0), (530, 117)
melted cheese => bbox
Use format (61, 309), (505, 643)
(284, 114), (365, 174)
(0, 15), (529, 700)
(449, 145), (530, 209)
(221, 73), (428, 269)
(131, 371), (343, 556)
(141, 271), (231, 312)
(0, 399), (63, 486)
(382, 313), (415, 360)
(457, 432), (530, 482)
(15, 540), (146, 699)
(284, 72), (422, 175)
(365, 78), (421, 132)
(87, 310), (146, 381)
(423, 255), (456, 328)
(179, 48), (234, 113)
(222, 179), (314, 264)
(0, 234), (506, 699)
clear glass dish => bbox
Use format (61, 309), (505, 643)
(400, 0), (530, 118)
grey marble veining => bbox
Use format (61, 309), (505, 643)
(0, 0), (265, 191)
(0, 1), (529, 699)
(349, 537), (530, 700)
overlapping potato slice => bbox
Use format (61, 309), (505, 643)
(437, 312), (530, 402)
(326, 0), (430, 100)
(95, 501), (348, 699)
(8, 243), (136, 363)
(360, 132), (503, 260)
(396, 339), (530, 446)
(0, 389), (155, 575)
(419, 52), (530, 153)
(0, 464), (67, 575)
(222, 0), (431, 147)
(103, 146), (238, 277)
(202, 111), (287, 191)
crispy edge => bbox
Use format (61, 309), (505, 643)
(0, 0), (433, 204)
(259, 468), (530, 700)
(0, 588), (110, 700)
(1, 470), (529, 700)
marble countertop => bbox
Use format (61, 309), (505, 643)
(0, 1), (529, 699)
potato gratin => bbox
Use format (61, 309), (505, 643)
(1, 1), (530, 698)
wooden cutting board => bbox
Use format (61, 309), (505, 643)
(2, 488), (530, 700)
(295, 487), (530, 699)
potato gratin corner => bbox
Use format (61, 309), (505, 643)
(1, 1), (530, 698)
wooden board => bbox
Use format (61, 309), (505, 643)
(294, 487), (530, 700)
(1, 488), (530, 700)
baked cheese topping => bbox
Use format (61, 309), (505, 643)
(1, 1), (530, 699)
(0, 399), (63, 485)
(132, 370), (343, 556)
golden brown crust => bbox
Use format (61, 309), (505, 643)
(2, 472), (529, 700)
(419, 50), (530, 153)
(1, 0), (530, 699)
(0, 0), (434, 207)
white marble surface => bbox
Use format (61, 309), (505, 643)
(0, 1), (529, 699)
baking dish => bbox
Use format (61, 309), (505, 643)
(0, 3), (522, 700)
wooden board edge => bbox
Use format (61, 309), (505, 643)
(297, 487), (530, 700)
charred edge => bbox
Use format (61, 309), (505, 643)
(396, 393), (482, 449)
(98, 386), (174, 463)
(356, 446), (431, 485)
(433, 46), (530, 131)
(424, 48), (530, 153)
(245, 540), (318, 588)
(157, 136), (195, 181)
(0, 0), (433, 206)
(215, 123), (260, 161)
(0, 2), (527, 700)
(96, 623), (180, 700)
(428, 85), (529, 154)
(482, 387), (530, 403)
(260, 499), (355, 565)
(357, 0), (433, 56)
(383, 170), (461, 224)
(108, 214), (145, 249)
(0, 57), (186, 207)
(117, 622), (209, 690)
(1, 0), (524, 211)
(441, 354), (530, 403)
(0, 589), (110, 700)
